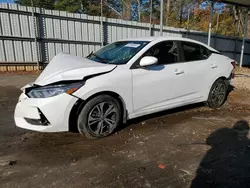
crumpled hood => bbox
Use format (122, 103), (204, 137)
(33, 53), (116, 86)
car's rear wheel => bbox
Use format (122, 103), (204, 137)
(77, 95), (121, 139)
(207, 79), (228, 109)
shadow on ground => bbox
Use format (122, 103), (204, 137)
(191, 120), (250, 188)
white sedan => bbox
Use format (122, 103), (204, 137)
(14, 37), (235, 139)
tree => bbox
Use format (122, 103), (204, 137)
(15, 0), (55, 9)
(14, 0), (249, 38)
(54, 0), (82, 13)
(248, 11), (250, 38)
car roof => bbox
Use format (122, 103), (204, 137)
(119, 36), (219, 53)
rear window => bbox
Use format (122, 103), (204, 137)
(182, 42), (211, 62)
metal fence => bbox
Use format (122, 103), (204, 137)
(0, 3), (250, 66)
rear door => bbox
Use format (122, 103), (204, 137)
(179, 41), (213, 98)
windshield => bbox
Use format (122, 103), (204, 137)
(87, 41), (149, 65)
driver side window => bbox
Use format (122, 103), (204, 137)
(145, 41), (179, 65)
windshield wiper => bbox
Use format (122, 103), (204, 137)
(87, 51), (109, 64)
(86, 51), (93, 58)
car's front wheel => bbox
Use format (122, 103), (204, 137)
(207, 79), (228, 109)
(77, 95), (121, 139)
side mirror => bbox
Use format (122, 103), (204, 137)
(139, 56), (158, 67)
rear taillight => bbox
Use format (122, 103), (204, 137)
(231, 61), (237, 69)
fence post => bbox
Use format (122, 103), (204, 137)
(149, 0), (152, 36)
(38, 8), (48, 66)
(151, 24), (155, 36)
(31, 1), (40, 69)
(160, 0), (163, 36)
(234, 37), (237, 61)
(100, 0), (104, 47)
(240, 9), (249, 68)
(102, 17), (108, 45)
(208, 1), (214, 46)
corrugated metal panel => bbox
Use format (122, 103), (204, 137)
(13, 41), (24, 61)
(0, 3), (250, 66)
(45, 18), (54, 38)
(76, 44), (81, 56)
(88, 22), (94, 41)
(94, 23), (100, 42)
(0, 40), (6, 61)
(31, 42), (38, 61)
(68, 21), (75, 40)
(20, 15), (30, 37)
(53, 19), (61, 39)
(75, 21), (82, 41)
(47, 43), (55, 60)
(0, 14), (2, 35)
(62, 43), (69, 53)
(88, 44), (95, 54)
(23, 41), (32, 61)
(28, 16), (35, 38)
(1, 12), (11, 35)
(81, 22), (88, 41)
(55, 43), (62, 54)
(61, 20), (68, 39)
(0, 3), (8, 8)
(83, 45), (89, 56)
(69, 44), (76, 56)
(4, 40), (15, 61)
(107, 22), (112, 43)
(10, 14), (21, 36)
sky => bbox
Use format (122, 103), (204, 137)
(0, 0), (14, 3)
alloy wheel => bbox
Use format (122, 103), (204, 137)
(87, 102), (118, 136)
(211, 82), (226, 106)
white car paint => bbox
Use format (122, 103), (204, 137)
(14, 36), (234, 132)
(139, 56), (158, 67)
(34, 53), (117, 86)
(15, 93), (78, 132)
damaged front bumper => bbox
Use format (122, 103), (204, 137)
(14, 92), (78, 132)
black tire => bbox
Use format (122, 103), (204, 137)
(207, 79), (228, 109)
(77, 95), (121, 139)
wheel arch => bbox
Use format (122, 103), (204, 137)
(68, 91), (127, 132)
(205, 76), (229, 101)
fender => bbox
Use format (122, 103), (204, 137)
(204, 72), (232, 100)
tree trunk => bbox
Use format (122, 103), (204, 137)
(122, 0), (132, 20)
(180, 3), (183, 26)
(216, 13), (220, 33)
(165, 0), (171, 26)
(137, 0), (141, 22)
(248, 11), (250, 38)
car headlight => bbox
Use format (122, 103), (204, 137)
(27, 82), (84, 98)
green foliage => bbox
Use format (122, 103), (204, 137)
(54, 0), (82, 13)
(14, 0), (248, 37)
(15, 0), (55, 9)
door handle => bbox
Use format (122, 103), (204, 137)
(211, 64), (218, 69)
(175, 69), (184, 75)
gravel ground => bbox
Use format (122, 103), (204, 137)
(1, 70), (250, 188)
(234, 68), (250, 91)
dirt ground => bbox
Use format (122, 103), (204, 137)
(1, 70), (250, 188)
